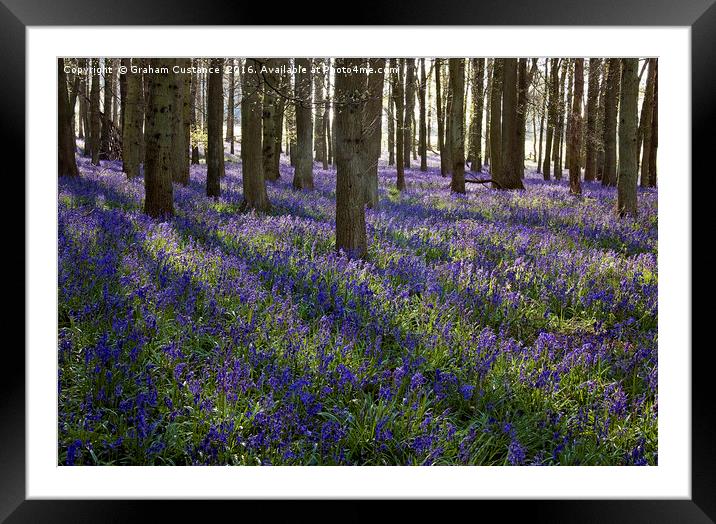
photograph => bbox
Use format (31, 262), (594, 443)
(56, 56), (659, 467)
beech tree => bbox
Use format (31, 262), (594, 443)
(293, 57), (314, 190)
(584, 58), (600, 181)
(489, 59), (503, 186)
(648, 61), (658, 187)
(144, 59), (176, 219)
(448, 59), (465, 194)
(207, 58), (224, 198)
(58, 59), (79, 178)
(314, 58), (327, 165)
(568, 58), (584, 195)
(542, 58), (559, 179)
(335, 58), (368, 259)
(241, 59), (270, 212)
(89, 58), (101, 165)
(262, 58), (281, 181)
(392, 59), (406, 191)
(602, 58), (620, 187)
(497, 58), (524, 190)
(617, 58), (639, 217)
(435, 58), (447, 176)
(122, 58), (143, 179)
(470, 58), (485, 172)
(363, 58), (386, 207)
(640, 58), (657, 187)
(418, 58), (428, 172)
(226, 59), (235, 155)
(403, 59), (415, 169)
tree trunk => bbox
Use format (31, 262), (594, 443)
(190, 59), (200, 165)
(489, 59), (503, 186)
(363, 58), (386, 207)
(596, 59), (607, 180)
(99, 60), (111, 161)
(171, 58), (190, 186)
(122, 58), (143, 179)
(435, 58), (447, 176)
(334, 58), (368, 259)
(144, 59), (176, 219)
(262, 58), (280, 181)
(393, 59), (406, 190)
(293, 57), (314, 190)
(498, 58), (525, 190)
(89, 59), (101, 165)
(640, 58), (657, 187)
(568, 58), (584, 195)
(207, 58), (224, 198)
(387, 68), (395, 166)
(584, 58), (600, 181)
(448, 59), (466, 194)
(241, 59), (270, 212)
(602, 58), (620, 187)
(617, 58), (639, 217)
(418, 58), (428, 172)
(537, 59), (547, 173)
(484, 59), (492, 167)
(227, 58), (235, 155)
(553, 60), (567, 180)
(58, 59), (79, 178)
(470, 58), (485, 172)
(403, 59), (415, 169)
(516, 58), (529, 178)
(78, 58), (88, 144)
(648, 61), (658, 187)
(314, 58), (326, 164)
(542, 58), (558, 179)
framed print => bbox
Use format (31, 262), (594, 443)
(9, 0), (714, 521)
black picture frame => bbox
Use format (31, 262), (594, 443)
(8, 0), (713, 521)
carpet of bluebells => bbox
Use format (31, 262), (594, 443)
(58, 152), (658, 466)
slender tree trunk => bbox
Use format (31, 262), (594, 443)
(58, 58), (79, 178)
(122, 58), (143, 179)
(542, 58), (558, 179)
(403, 59), (415, 169)
(335, 58), (368, 259)
(144, 59), (176, 219)
(274, 58), (289, 175)
(448, 59), (466, 194)
(418, 58), (428, 172)
(363, 58), (386, 207)
(314, 58), (326, 164)
(617, 58), (639, 217)
(241, 59), (270, 212)
(484, 59), (493, 167)
(99, 60), (111, 161)
(387, 64), (395, 166)
(227, 58), (235, 155)
(568, 58), (584, 195)
(471, 58), (485, 172)
(89, 59), (101, 165)
(293, 58), (314, 190)
(553, 60), (567, 180)
(190, 59), (200, 165)
(78, 58), (87, 143)
(181, 59), (191, 181)
(596, 59), (607, 180)
(171, 58), (190, 185)
(516, 58), (529, 178)
(602, 58), (620, 187)
(648, 61), (658, 187)
(640, 58), (657, 187)
(584, 58), (600, 181)
(207, 58), (224, 198)
(489, 59), (503, 186)
(435, 58), (447, 176)
(537, 60), (546, 173)
(393, 59), (406, 190)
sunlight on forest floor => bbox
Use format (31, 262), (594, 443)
(57, 152), (657, 466)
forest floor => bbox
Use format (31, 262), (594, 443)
(58, 151), (658, 466)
